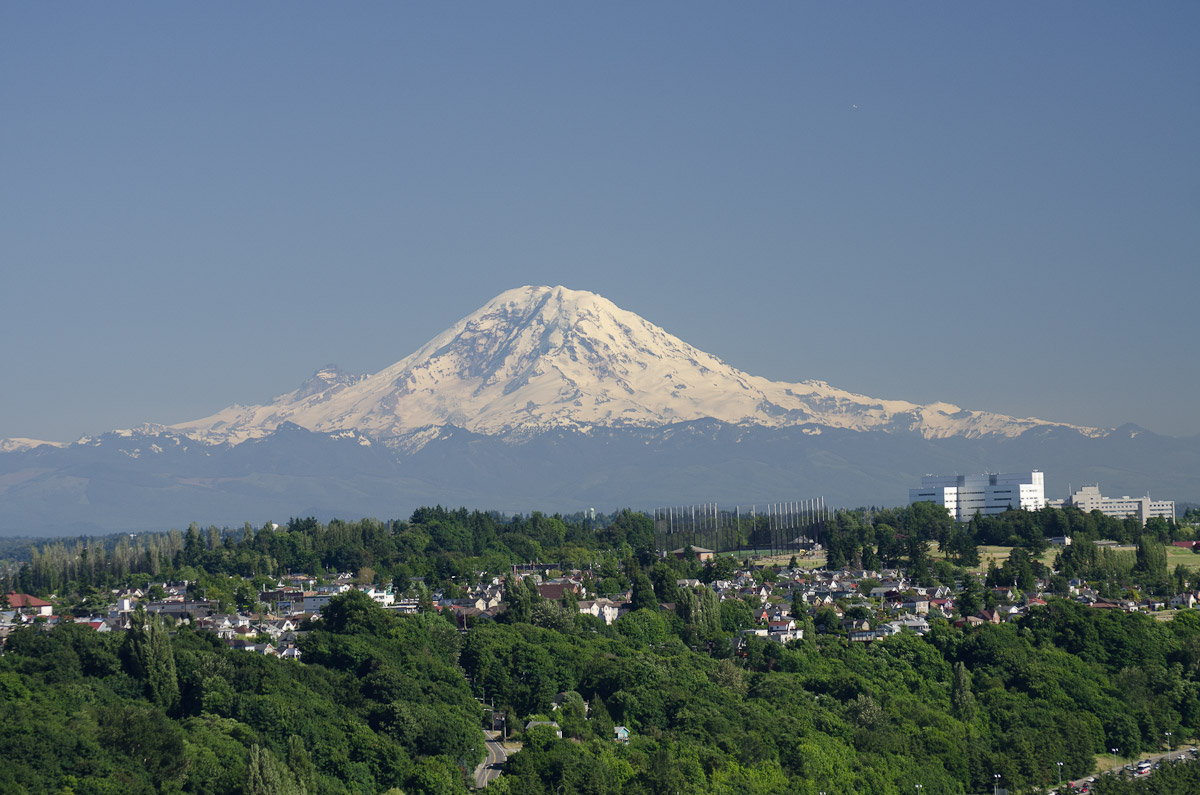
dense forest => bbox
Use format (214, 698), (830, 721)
(2, 504), (1200, 794)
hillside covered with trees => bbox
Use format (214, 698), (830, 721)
(3, 504), (1200, 794)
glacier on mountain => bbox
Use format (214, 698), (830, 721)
(160, 285), (1102, 448)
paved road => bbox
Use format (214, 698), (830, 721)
(1057, 748), (1197, 792)
(472, 731), (511, 789)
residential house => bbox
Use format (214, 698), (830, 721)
(303, 593), (335, 613)
(107, 597), (140, 619)
(144, 600), (216, 620)
(359, 585), (395, 606)
(883, 615), (931, 635)
(767, 619), (803, 643)
(6, 593), (53, 617)
(525, 721), (563, 738)
(577, 598), (625, 626)
(1170, 592), (1200, 609)
(537, 582), (581, 601)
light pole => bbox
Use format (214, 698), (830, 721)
(1057, 761), (1063, 789)
(994, 773), (1001, 795)
(1166, 731), (1173, 762)
(915, 785), (923, 795)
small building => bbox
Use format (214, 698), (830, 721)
(525, 721), (562, 738)
(669, 546), (715, 562)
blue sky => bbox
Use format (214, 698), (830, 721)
(3, 3), (1198, 442)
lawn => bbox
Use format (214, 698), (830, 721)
(1166, 544), (1200, 571)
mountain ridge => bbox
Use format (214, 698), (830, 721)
(4, 416), (1196, 536)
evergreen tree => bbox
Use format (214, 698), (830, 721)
(1135, 534), (1168, 590)
(957, 577), (983, 618)
(951, 661), (976, 724)
(502, 576), (531, 623)
(287, 735), (316, 795)
(122, 606), (179, 710)
(697, 586), (722, 636)
(675, 587), (699, 627)
(631, 571), (658, 611)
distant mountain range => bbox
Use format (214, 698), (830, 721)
(2, 285), (1195, 535)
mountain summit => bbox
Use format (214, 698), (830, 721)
(171, 285), (1097, 446)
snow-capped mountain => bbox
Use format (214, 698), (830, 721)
(168, 285), (1099, 446)
(7, 285), (1196, 536)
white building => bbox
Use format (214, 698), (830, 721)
(909, 471), (1046, 522)
(1046, 485), (1174, 525)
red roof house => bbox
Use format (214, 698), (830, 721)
(6, 593), (53, 617)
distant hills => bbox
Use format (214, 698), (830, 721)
(2, 285), (1196, 535)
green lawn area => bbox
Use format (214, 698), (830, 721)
(929, 544), (1028, 575)
(1166, 544), (1200, 570)
(747, 539), (1200, 577)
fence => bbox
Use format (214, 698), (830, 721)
(652, 498), (827, 557)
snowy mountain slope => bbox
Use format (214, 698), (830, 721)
(0, 438), (67, 453)
(167, 285), (1102, 446)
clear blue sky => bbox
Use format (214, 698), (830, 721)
(3, 3), (1198, 442)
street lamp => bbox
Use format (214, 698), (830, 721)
(1166, 731), (1173, 762)
(915, 785), (923, 795)
(1057, 761), (1063, 788)
(994, 773), (1001, 795)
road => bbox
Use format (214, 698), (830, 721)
(1057, 747), (1197, 792)
(472, 731), (511, 789)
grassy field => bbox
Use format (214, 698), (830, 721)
(1166, 544), (1200, 570)
(741, 539), (1200, 577)
(735, 550), (827, 569)
(929, 544), (1043, 575)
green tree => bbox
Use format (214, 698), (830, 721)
(631, 571), (658, 611)
(951, 661), (976, 724)
(1135, 534), (1168, 590)
(650, 561), (680, 603)
(502, 576), (537, 624)
(122, 606), (179, 710)
(958, 577), (983, 618)
(320, 588), (393, 636)
(246, 743), (304, 795)
(287, 734), (317, 795)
